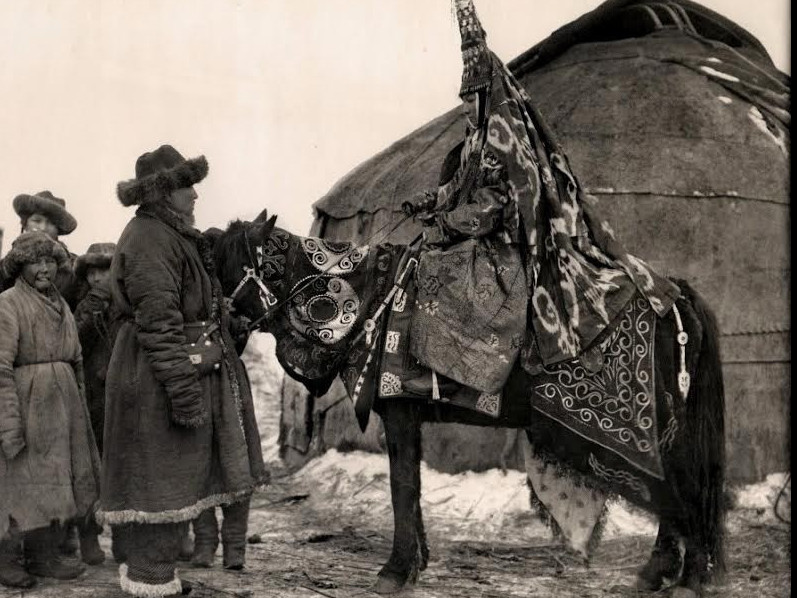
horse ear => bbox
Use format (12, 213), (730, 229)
(253, 214), (278, 241)
(253, 208), (270, 224)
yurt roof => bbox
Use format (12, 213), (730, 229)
(313, 0), (789, 222)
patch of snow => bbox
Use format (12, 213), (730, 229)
(603, 499), (657, 538)
(716, 96), (732, 104)
(288, 453), (794, 540)
(706, 57), (723, 63)
(289, 450), (659, 542)
(735, 472), (790, 510)
(699, 66), (740, 82)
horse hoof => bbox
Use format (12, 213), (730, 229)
(671, 587), (699, 598)
(373, 575), (406, 595)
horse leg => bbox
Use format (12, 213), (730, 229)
(416, 501), (429, 571)
(374, 400), (423, 594)
(648, 285), (726, 597)
(637, 517), (684, 590)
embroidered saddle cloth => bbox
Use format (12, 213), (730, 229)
(377, 269), (505, 418)
(378, 284), (664, 479)
(528, 294), (664, 479)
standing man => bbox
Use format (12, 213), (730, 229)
(97, 145), (267, 597)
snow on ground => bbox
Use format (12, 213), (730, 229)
(243, 331), (789, 544)
(735, 472), (790, 511)
(283, 447), (659, 544)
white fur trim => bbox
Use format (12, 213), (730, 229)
(96, 485), (265, 526)
(119, 563), (182, 597)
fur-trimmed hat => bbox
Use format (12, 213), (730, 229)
(2, 231), (70, 282)
(75, 242), (116, 280)
(12, 190), (77, 235)
(117, 144), (208, 207)
(455, 0), (494, 97)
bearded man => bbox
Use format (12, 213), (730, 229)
(98, 145), (267, 597)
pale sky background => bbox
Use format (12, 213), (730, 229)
(0, 0), (789, 255)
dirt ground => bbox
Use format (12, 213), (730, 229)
(0, 459), (789, 598)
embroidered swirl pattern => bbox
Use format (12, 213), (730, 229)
(302, 237), (369, 275)
(536, 297), (655, 454)
(288, 275), (360, 345)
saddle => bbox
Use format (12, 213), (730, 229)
(374, 256), (665, 478)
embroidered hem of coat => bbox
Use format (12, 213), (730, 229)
(96, 485), (265, 526)
(119, 564), (182, 597)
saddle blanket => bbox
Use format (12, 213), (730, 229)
(529, 295), (664, 479)
(377, 281), (664, 479)
(376, 268), (504, 418)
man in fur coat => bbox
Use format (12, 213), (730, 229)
(0, 191), (82, 309)
(0, 232), (101, 589)
(97, 145), (268, 597)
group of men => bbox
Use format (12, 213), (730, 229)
(0, 1), (684, 597)
(0, 144), (267, 598)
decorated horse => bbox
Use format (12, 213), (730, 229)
(213, 209), (725, 597)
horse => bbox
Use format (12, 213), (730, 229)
(213, 210), (726, 598)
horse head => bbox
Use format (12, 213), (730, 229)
(214, 210), (283, 331)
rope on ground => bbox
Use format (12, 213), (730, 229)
(773, 472), (791, 525)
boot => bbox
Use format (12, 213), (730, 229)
(221, 498), (250, 570)
(111, 524), (130, 564)
(177, 522), (194, 562)
(79, 531), (106, 566)
(191, 543), (216, 568)
(191, 509), (218, 568)
(403, 371), (460, 397)
(222, 543), (245, 570)
(24, 526), (86, 580)
(0, 539), (36, 589)
(58, 522), (79, 558)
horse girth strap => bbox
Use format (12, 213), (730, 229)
(357, 235), (422, 348)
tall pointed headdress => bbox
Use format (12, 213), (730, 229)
(455, 0), (494, 97)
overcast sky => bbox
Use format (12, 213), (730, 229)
(0, 0), (789, 255)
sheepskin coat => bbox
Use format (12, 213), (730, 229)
(97, 203), (267, 525)
(0, 278), (101, 539)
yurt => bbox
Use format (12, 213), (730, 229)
(280, 0), (789, 483)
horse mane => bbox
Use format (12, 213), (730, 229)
(214, 219), (252, 288)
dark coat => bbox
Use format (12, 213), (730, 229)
(0, 278), (101, 539)
(97, 204), (267, 525)
(73, 287), (116, 454)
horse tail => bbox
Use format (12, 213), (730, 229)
(677, 280), (726, 579)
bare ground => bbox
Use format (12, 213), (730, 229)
(0, 461), (789, 598)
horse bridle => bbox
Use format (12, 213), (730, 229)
(226, 227), (279, 331)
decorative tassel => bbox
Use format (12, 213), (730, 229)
(671, 304), (691, 401)
(432, 371), (441, 401)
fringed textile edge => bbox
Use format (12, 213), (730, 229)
(97, 484), (266, 526)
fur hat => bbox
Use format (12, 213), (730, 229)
(455, 0), (494, 97)
(117, 144), (208, 207)
(2, 232), (70, 282)
(12, 190), (77, 235)
(75, 242), (116, 280)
